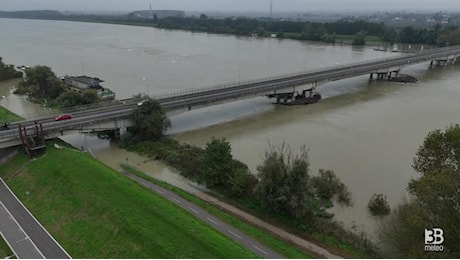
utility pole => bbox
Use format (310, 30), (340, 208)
(270, 0), (273, 19)
(149, 3), (153, 20)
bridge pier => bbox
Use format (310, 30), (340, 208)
(115, 127), (128, 138)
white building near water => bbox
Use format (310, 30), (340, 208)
(63, 75), (115, 99)
(63, 75), (104, 89)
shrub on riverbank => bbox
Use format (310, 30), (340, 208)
(0, 57), (22, 81)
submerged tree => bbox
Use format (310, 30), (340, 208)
(367, 193), (390, 216)
(311, 169), (352, 207)
(254, 144), (352, 220)
(255, 144), (316, 219)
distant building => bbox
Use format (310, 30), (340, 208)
(63, 75), (115, 99)
(129, 10), (185, 19)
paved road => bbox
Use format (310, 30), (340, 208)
(0, 178), (71, 259)
(0, 200), (43, 259)
(120, 170), (284, 259)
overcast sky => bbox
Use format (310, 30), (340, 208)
(1, 0), (459, 12)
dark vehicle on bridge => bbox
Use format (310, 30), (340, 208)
(267, 88), (321, 105)
(55, 114), (72, 121)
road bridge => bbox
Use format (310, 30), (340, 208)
(1, 46), (459, 149)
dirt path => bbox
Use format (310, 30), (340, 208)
(185, 187), (343, 259)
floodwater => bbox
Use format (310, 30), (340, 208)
(0, 79), (54, 120)
(1, 18), (459, 237)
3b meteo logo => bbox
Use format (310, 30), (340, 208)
(424, 228), (444, 252)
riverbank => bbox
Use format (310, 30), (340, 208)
(0, 141), (257, 258)
(120, 128), (373, 258)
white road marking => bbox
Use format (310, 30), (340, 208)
(188, 207), (198, 213)
(228, 230), (242, 239)
(172, 198), (182, 204)
(16, 236), (29, 243)
(252, 245), (268, 255)
(206, 217), (219, 225)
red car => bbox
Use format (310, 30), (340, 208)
(55, 114), (72, 121)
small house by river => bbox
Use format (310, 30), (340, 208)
(62, 75), (115, 99)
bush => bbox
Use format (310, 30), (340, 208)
(311, 169), (352, 206)
(367, 194), (390, 216)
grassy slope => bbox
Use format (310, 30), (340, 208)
(121, 164), (316, 259)
(0, 106), (22, 123)
(0, 238), (14, 258)
(2, 144), (257, 259)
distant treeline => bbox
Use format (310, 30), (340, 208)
(153, 16), (460, 46)
(1, 10), (459, 46)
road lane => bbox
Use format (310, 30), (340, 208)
(0, 178), (71, 259)
(0, 200), (43, 259)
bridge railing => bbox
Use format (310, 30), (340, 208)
(154, 46), (460, 102)
(152, 54), (407, 100)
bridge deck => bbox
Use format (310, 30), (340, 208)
(1, 46), (460, 148)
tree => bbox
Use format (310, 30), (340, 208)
(254, 144), (317, 219)
(54, 89), (100, 107)
(311, 169), (352, 206)
(17, 65), (64, 100)
(81, 90), (100, 104)
(200, 137), (233, 188)
(378, 199), (429, 258)
(382, 28), (398, 44)
(200, 138), (256, 197)
(255, 144), (353, 219)
(378, 125), (460, 258)
(131, 97), (171, 141)
(0, 57), (22, 81)
(55, 91), (83, 107)
(367, 194), (390, 216)
(352, 31), (366, 45)
(399, 26), (416, 43)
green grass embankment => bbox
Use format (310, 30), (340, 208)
(0, 237), (14, 259)
(0, 106), (22, 123)
(121, 164), (316, 259)
(1, 142), (257, 258)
